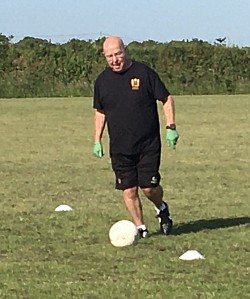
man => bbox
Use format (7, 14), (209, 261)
(93, 36), (179, 238)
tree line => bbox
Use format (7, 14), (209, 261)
(0, 33), (249, 98)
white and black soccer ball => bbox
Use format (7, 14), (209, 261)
(109, 220), (139, 247)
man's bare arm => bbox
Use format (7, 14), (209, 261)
(94, 109), (106, 143)
(162, 95), (176, 126)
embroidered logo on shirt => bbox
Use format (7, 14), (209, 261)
(130, 78), (140, 90)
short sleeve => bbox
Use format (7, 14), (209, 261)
(148, 68), (170, 100)
(93, 78), (103, 110)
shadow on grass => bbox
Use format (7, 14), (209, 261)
(173, 216), (250, 236)
(151, 216), (250, 237)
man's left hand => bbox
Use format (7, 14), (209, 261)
(166, 129), (179, 149)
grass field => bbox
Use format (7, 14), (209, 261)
(0, 95), (249, 299)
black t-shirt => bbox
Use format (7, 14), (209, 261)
(93, 61), (170, 154)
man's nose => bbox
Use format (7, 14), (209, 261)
(112, 54), (118, 63)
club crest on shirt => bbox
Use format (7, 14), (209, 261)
(130, 78), (140, 90)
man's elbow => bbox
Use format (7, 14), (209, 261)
(161, 95), (173, 104)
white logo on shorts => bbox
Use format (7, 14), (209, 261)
(151, 176), (158, 184)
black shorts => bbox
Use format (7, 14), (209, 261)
(110, 149), (161, 190)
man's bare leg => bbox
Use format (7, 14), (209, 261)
(122, 186), (144, 226)
(141, 184), (164, 209)
(142, 184), (173, 235)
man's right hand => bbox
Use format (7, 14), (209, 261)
(93, 142), (104, 158)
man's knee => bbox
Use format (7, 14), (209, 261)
(142, 187), (156, 198)
(142, 185), (162, 199)
(123, 186), (138, 199)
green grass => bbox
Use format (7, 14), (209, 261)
(0, 95), (249, 299)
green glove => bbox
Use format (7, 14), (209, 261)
(93, 142), (103, 158)
(166, 129), (179, 149)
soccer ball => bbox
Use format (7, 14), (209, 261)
(109, 220), (139, 247)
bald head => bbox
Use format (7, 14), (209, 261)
(103, 36), (125, 52)
(102, 36), (131, 72)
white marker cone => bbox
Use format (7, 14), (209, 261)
(55, 204), (73, 212)
(179, 250), (205, 260)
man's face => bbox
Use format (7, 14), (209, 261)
(103, 39), (126, 72)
